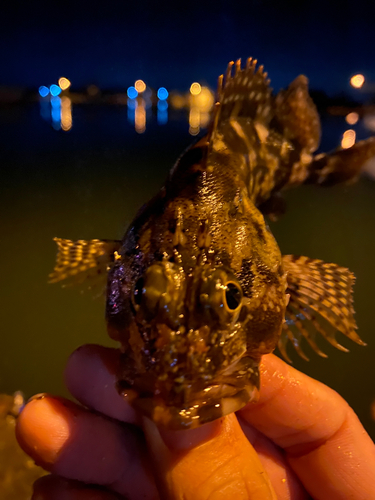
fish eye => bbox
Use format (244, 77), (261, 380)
(133, 277), (144, 307)
(224, 282), (242, 311)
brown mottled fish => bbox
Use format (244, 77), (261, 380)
(50, 58), (375, 429)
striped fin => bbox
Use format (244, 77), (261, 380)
(308, 136), (375, 186)
(49, 238), (121, 287)
(209, 58), (273, 154)
(274, 75), (321, 154)
(215, 58), (272, 126)
(208, 59), (277, 203)
(279, 255), (365, 362)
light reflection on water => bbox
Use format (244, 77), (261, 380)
(1, 104), (375, 440)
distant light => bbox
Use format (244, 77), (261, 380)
(39, 86), (49, 98)
(61, 96), (72, 131)
(157, 87), (169, 100)
(191, 86), (214, 111)
(127, 98), (138, 110)
(170, 93), (186, 109)
(134, 80), (146, 93)
(341, 129), (356, 149)
(135, 98), (146, 133)
(51, 96), (61, 130)
(157, 100), (168, 111)
(58, 77), (71, 91)
(50, 95), (61, 107)
(127, 86), (138, 99)
(350, 74), (365, 89)
(346, 112), (359, 125)
(87, 84), (99, 97)
(157, 107), (168, 125)
(190, 82), (201, 96)
(50, 84), (62, 97)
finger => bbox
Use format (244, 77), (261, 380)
(238, 417), (309, 500)
(143, 412), (277, 500)
(65, 344), (139, 425)
(33, 475), (122, 500)
(239, 354), (375, 499)
(16, 395), (159, 500)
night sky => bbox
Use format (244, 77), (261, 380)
(1, 0), (375, 95)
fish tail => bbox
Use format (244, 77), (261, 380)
(306, 136), (375, 186)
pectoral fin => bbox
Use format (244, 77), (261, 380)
(49, 238), (121, 288)
(279, 255), (365, 362)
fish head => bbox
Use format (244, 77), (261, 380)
(106, 220), (287, 429)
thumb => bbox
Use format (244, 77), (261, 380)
(143, 413), (276, 500)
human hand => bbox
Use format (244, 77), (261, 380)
(16, 345), (375, 499)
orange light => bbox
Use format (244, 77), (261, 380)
(58, 77), (71, 91)
(61, 96), (72, 131)
(190, 86), (214, 112)
(341, 129), (356, 149)
(87, 84), (99, 97)
(170, 93), (186, 109)
(135, 80), (146, 93)
(135, 98), (146, 133)
(189, 106), (200, 136)
(345, 112), (359, 125)
(190, 82), (201, 96)
(350, 74), (365, 89)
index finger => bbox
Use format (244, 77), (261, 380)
(239, 354), (375, 499)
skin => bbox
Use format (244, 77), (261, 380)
(16, 345), (375, 500)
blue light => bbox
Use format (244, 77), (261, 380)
(51, 96), (61, 107)
(127, 86), (138, 99)
(157, 87), (168, 100)
(127, 98), (138, 110)
(157, 100), (168, 111)
(157, 109), (168, 125)
(50, 84), (62, 97)
(39, 85), (49, 97)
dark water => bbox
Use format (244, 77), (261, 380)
(1, 103), (375, 441)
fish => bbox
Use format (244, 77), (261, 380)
(50, 58), (375, 429)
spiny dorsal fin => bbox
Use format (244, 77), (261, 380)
(49, 238), (121, 288)
(214, 57), (272, 131)
(279, 255), (365, 363)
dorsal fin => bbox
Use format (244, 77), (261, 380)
(212, 57), (273, 141)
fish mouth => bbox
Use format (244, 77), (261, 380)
(128, 357), (260, 430)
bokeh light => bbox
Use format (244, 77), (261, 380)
(134, 79), (146, 93)
(157, 100), (168, 111)
(58, 77), (71, 91)
(50, 84), (62, 97)
(350, 74), (365, 89)
(346, 112), (359, 125)
(170, 93), (186, 109)
(341, 129), (356, 149)
(190, 86), (214, 112)
(38, 86), (49, 98)
(51, 96), (61, 130)
(87, 84), (99, 97)
(135, 98), (146, 133)
(61, 96), (72, 131)
(127, 86), (138, 99)
(189, 106), (200, 136)
(157, 87), (169, 100)
(190, 82), (202, 95)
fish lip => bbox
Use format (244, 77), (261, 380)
(132, 377), (260, 430)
